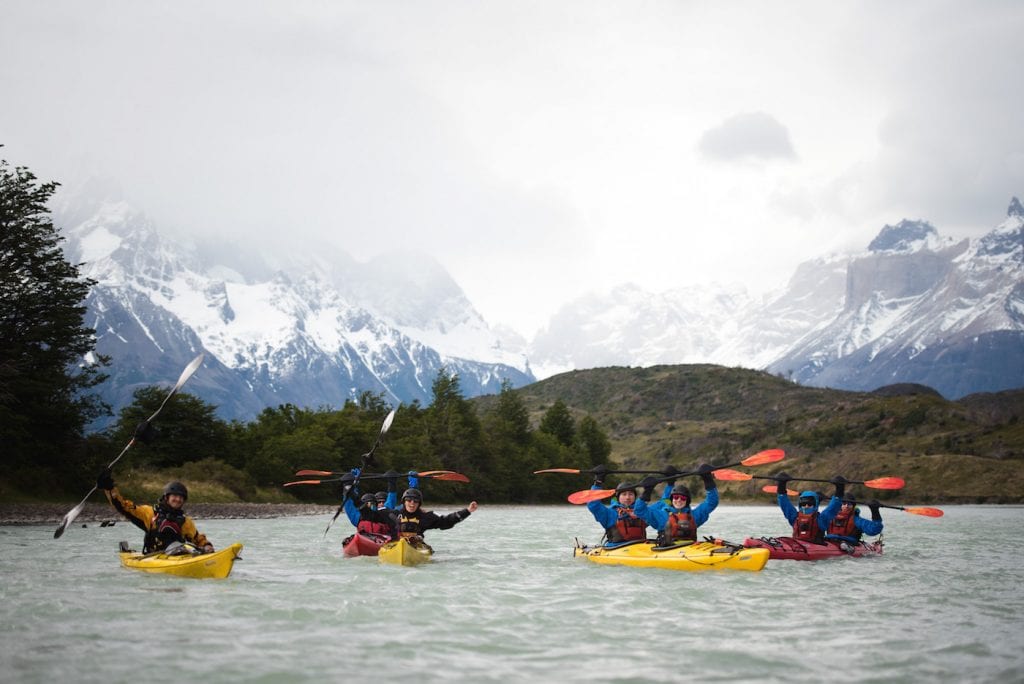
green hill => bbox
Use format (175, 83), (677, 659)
(478, 364), (1024, 504)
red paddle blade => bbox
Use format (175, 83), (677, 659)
(905, 506), (944, 517)
(762, 484), (799, 496)
(428, 473), (470, 483)
(283, 480), (323, 487)
(712, 469), (752, 481)
(864, 477), (905, 490)
(568, 488), (615, 504)
(534, 468), (582, 474)
(295, 470), (334, 477)
(741, 449), (785, 466)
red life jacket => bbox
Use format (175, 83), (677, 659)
(358, 518), (392, 537)
(608, 507), (646, 542)
(145, 504), (186, 552)
(827, 511), (861, 540)
(664, 509), (697, 543)
(792, 510), (824, 543)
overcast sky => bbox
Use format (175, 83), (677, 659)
(3, 2), (1023, 336)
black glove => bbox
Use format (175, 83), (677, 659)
(592, 465), (609, 487)
(96, 467), (114, 490)
(775, 471), (791, 493)
(697, 463), (717, 491)
(661, 465), (681, 488)
(133, 420), (158, 445)
(830, 476), (848, 499)
(868, 500), (882, 521)
(385, 470), (399, 493)
(639, 476), (659, 502)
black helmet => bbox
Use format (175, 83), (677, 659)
(669, 485), (691, 504)
(374, 491), (388, 503)
(402, 488), (423, 503)
(163, 481), (188, 500)
(359, 493), (376, 505)
(614, 482), (637, 495)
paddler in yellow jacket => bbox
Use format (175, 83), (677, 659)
(97, 468), (214, 554)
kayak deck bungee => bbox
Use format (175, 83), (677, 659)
(573, 539), (769, 572)
(118, 542), (243, 579)
(342, 531), (390, 557)
(378, 537), (433, 566)
(741, 535), (884, 560)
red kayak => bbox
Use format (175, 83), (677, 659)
(742, 536), (883, 560)
(342, 531), (390, 557)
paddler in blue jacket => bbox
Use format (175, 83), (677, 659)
(774, 473), (844, 543)
(586, 467), (650, 546)
(343, 469), (412, 526)
(825, 493), (884, 545)
(634, 464), (719, 546)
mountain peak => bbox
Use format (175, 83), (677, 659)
(1009, 196), (1024, 218)
(867, 219), (939, 253)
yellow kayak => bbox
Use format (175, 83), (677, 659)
(574, 540), (769, 572)
(378, 537), (433, 566)
(118, 542), (243, 579)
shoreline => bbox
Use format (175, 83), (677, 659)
(0, 502), (338, 526)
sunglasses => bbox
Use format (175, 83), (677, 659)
(403, 497), (418, 502)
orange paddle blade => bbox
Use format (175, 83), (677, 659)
(864, 477), (905, 490)
(741, 449), (785, 466)
(568, 488), (615, 504)
(295, 470), (333, 477)
(534, 468), (582, 474)
(283, 480), (323, 487)
(428, 472), (470, 483)
(762, 484), (799, 496)
(905, 506), (944, 517)
(712, 469), (752, 481)
(417, 470), (457, 476)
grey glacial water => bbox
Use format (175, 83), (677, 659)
(1, 504), (1022, 683)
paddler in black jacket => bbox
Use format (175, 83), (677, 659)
(97, 469), (214, 554)
(357, 487), (477, 543)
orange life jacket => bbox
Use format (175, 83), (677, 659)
(608, 507), (646, 542)
(827, 511), (861, 541)
(664, 509), (697, 543)
(792, 510), (824, 543)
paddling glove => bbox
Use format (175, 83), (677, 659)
(407, 471), (419, 489)
(868, 500), (882, 521)
(698, 464), (717, 491)
(385, 470), (399, 492)
(830, 476), (847, 499)
(134, 420), (158, 445)
(775, 472), (791, 492)
(639, 476), (658, 502)
(96, 467), (114, 491)
(661, 465), (681, 488)
(592, 465), (609, 487)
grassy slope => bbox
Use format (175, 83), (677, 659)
(480, 364), (1024, 504)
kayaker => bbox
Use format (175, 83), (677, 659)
(343, 468), (410, 527)
(96, 469), (214, 554)
(825, 493), (883, 546)
(774, 472), (843, 543)
(356, 487), (477, 542)
(586, 478), (650, 546)
(633, 465), (719, 546)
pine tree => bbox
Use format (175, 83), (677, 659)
(539, 399), (576, 446)
(0, 156), (108, 485)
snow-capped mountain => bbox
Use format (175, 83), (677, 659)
(56, 193), (533, 426)
(527, 199), (1024, 399)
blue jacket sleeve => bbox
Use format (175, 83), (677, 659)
(816, 496), (843, 530)
(586, 487), (618, 529)
(343, 496), (361, 526)
(690, 488), (719, 527)
(778, 494), (798, 525)
(634, 498), (669, 531)
(856, 514), (883, 536)
(385, 491), (397, 510)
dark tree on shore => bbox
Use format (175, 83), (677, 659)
(0, 155), (109, 484)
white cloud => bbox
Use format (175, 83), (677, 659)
(698, 112), (797, 162)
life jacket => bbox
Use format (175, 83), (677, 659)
(792, 509), (824, 543)
(607, 507), (646, 542)
(358, 517), (392, 537)
(397, 512), (422, 539)
(662, 509), (697, 543)
(144, 503), (187, 552)
(827, 511), (861, 541)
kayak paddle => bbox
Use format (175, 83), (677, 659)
(54, 354), (205, 539)
(567, 448), (785, 504)
(716, 471), (905, 490)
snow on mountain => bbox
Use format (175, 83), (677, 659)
(55, 193), (533, 425)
